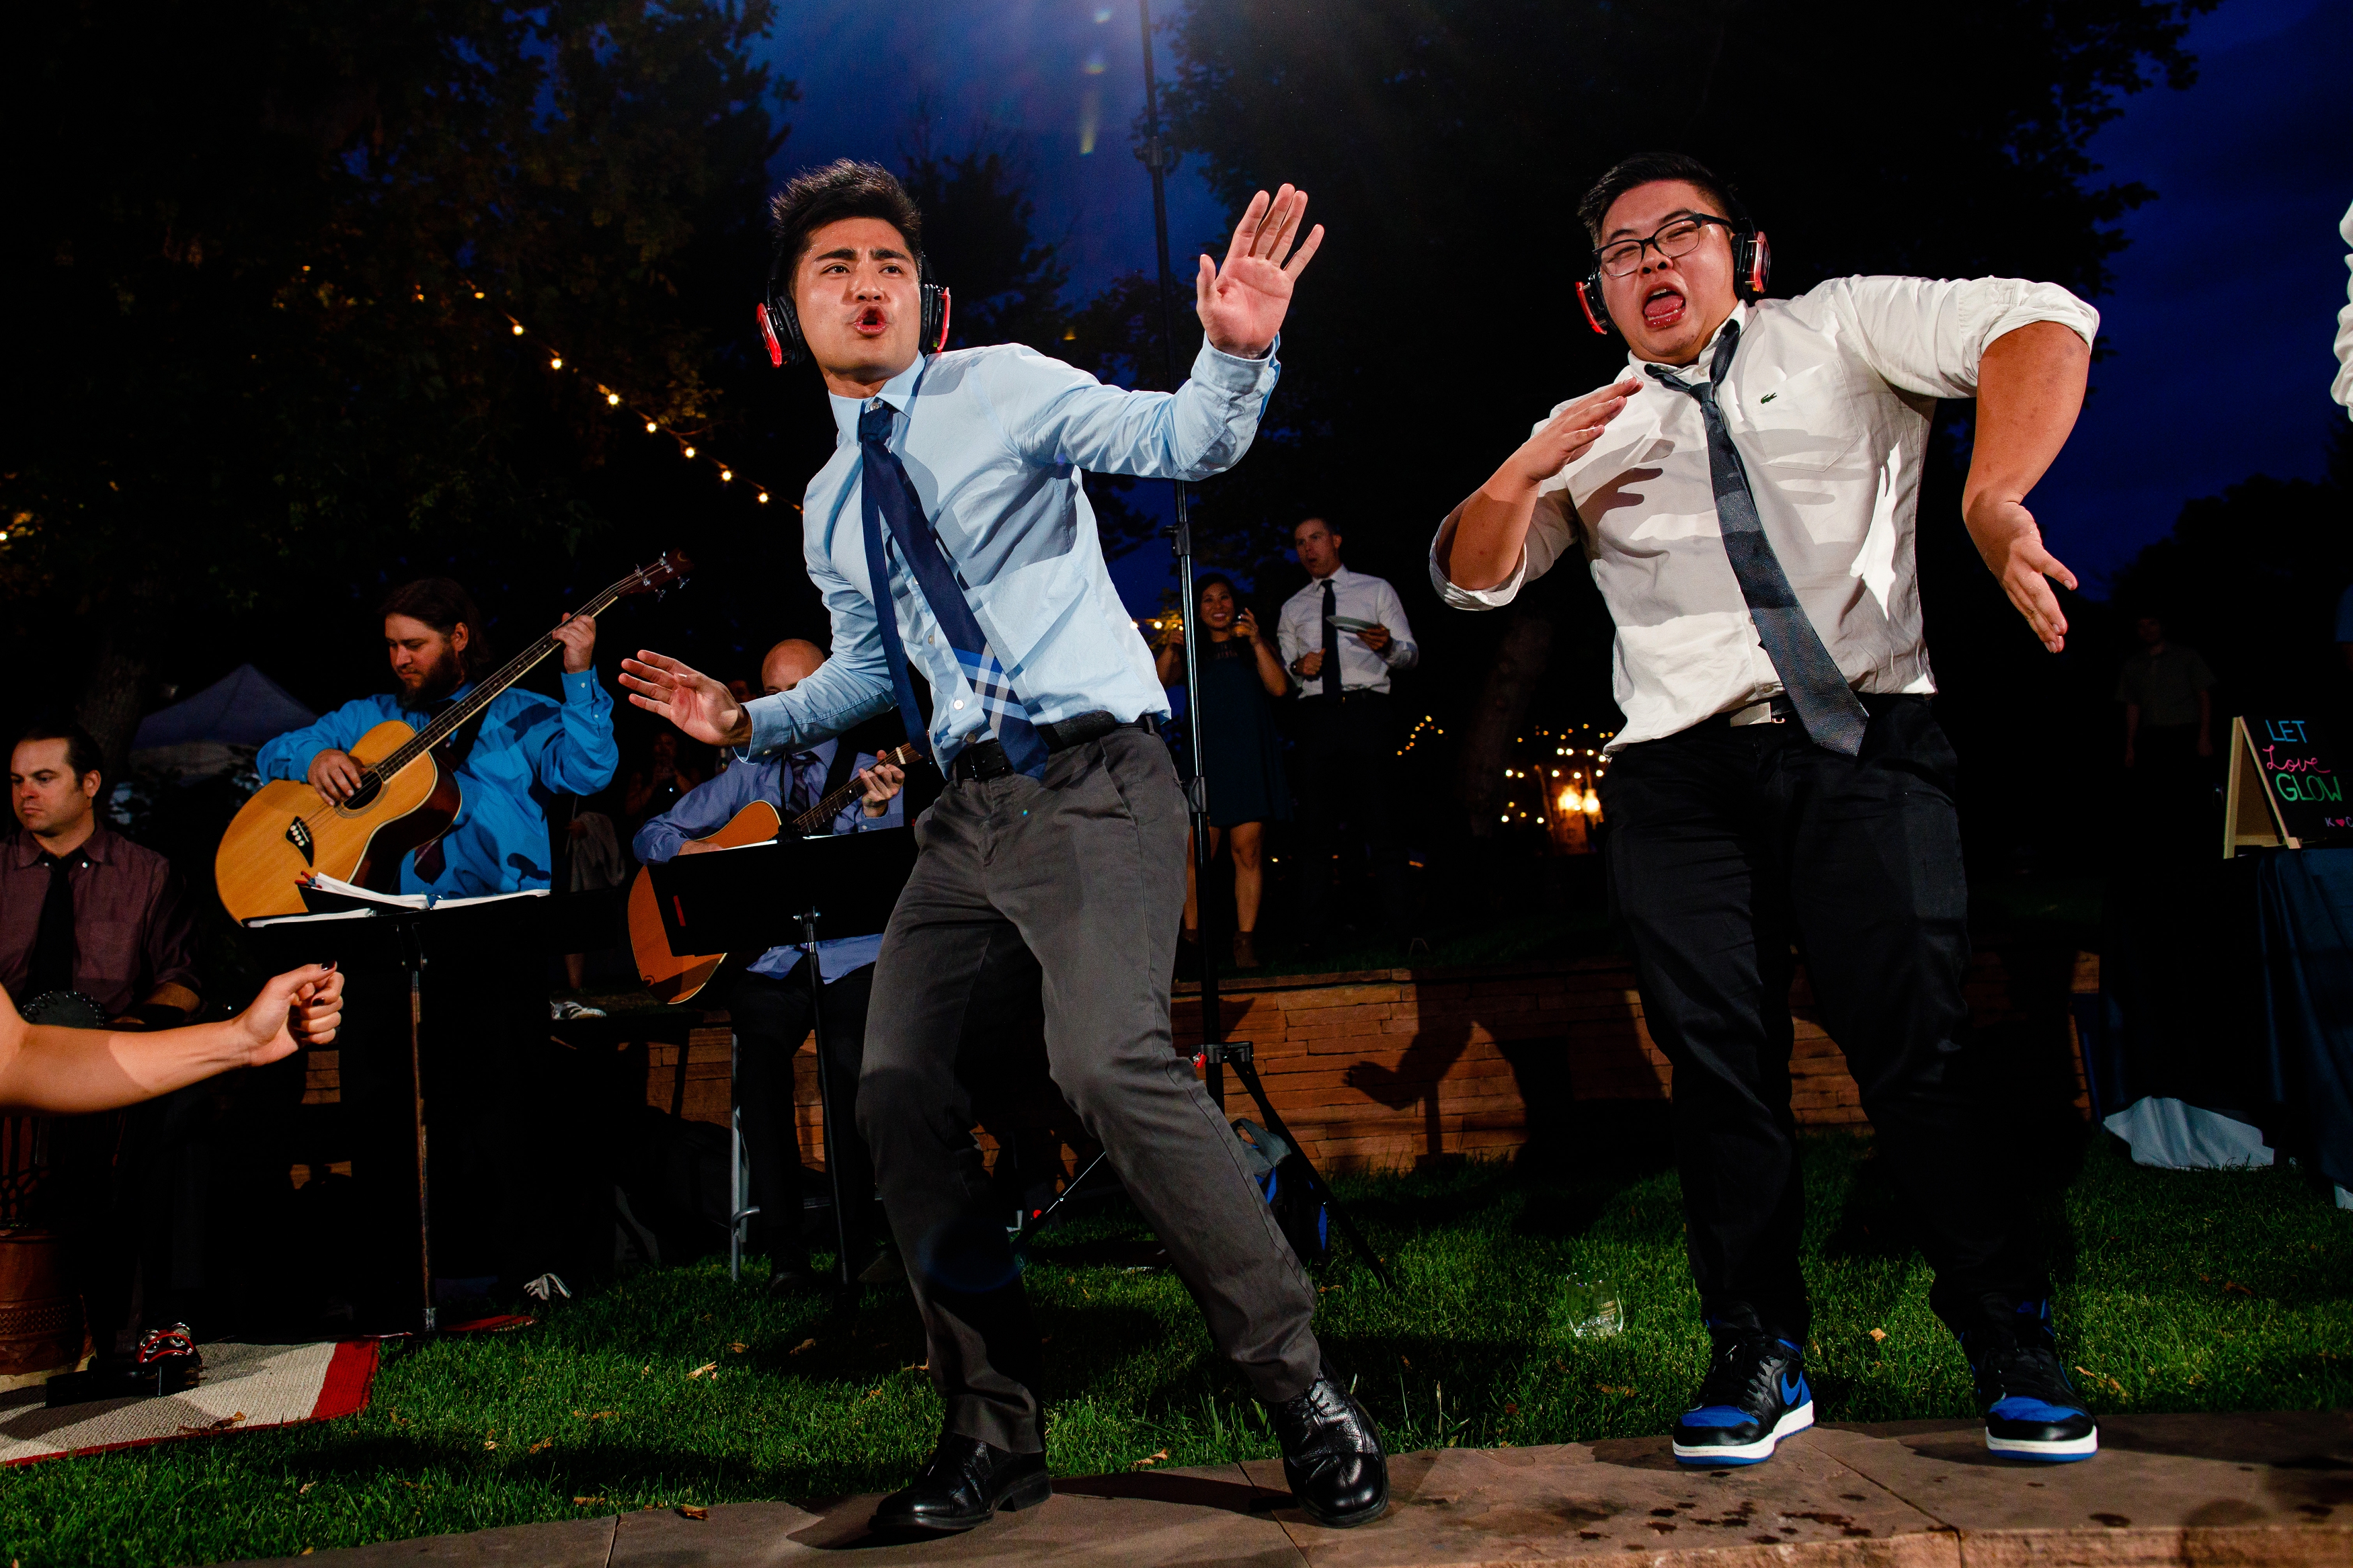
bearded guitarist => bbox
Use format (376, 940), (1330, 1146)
(251, 576), (618, 1304)
(253, 578), (618, 897)
(631, 638), (905, 1294)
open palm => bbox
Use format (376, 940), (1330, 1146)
(1196, 184), (1323, 359)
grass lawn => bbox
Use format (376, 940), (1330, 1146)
(2, 1130), (2346, 1566)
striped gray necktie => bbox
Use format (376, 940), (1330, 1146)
(1646, 320), (1869, 756)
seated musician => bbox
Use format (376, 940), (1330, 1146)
(632, 638), (906, 1293)
(3, 725), (200, 1030)
(253, 577), (617, 894)
(251, 577), (616, 1302)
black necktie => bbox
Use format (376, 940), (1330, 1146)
(28, 852), (80, 998)
(1647, 319), (1869, 756)
(1320, 580), (1343, 699)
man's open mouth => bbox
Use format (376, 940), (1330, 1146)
(1642, 286), (1685, 329)
(853, 306), (889, 337)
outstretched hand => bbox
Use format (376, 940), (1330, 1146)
(236, 964), (344, 1068)
(1968, 499), (2076, 653)
(1197, 184), (1324, 359)
(619, 651), (752, 748)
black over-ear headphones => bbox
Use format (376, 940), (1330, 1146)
(758, 247), (951, 369)
(1575, 202), (1771, 337)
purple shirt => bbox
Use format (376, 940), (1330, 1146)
(1, 824), (200, 1017)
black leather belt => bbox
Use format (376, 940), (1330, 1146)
(947, 712), (1160, 782)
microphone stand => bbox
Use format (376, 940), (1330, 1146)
(1137, 0), (1224, 1110)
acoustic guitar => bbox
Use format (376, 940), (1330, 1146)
(215, 552), (693, 924)
(629, 742), (918, 1004)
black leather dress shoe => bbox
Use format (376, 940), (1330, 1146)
(871, 1432), (1051, 1533)
(1268, 1372), (1389, 1527)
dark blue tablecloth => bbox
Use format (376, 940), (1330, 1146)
(2247, 848), (2353, 1191)
(2086, 846), (2353, 1190)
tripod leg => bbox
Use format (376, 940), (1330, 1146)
(729, 1032), (742, 1284)
(1230, 1056), (1396, 1290)
(803, 944), (854, 1293)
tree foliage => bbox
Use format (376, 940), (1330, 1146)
(1153, 0), (2215, 849)
(3, 0), (791, 754)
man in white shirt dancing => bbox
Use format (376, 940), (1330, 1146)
(1433, 153), (2101, 1467)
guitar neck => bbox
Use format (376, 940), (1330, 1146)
(790, 744), (915, 835)
(369, 579), (635, 782)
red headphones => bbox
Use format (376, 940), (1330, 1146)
(758, 250), (951, 369)
(1577, 214), (1771, 336)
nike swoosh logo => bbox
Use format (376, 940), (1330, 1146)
(1781, 1376), (1806, 1405)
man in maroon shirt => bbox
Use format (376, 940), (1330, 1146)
(3, 725), (200, 1026)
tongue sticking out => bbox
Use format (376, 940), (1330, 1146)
(1642, 290), (1685, 328)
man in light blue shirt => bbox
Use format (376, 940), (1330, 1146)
(632, 639), (905, 1292)
(621, 161), (1388, 1532)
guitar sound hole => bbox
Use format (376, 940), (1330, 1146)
(344, 776), (383, 813)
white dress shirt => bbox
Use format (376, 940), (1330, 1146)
(2334, 200), (2353, 417)
(1276, 565), (1419, 696)
(1430, 276), (2099, 750)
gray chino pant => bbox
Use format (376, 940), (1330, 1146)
(857, 725), (1322, 1452)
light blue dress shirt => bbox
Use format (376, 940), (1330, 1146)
(630, 741), (903, 982)
(254, 674), (619, 899)
(742, 338), (1281, 765)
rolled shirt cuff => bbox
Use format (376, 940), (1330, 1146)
(1428, 541), (1527, 610)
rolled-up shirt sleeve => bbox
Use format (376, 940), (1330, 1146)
(2334, 200), (2353, 417)
(1430, 486), (1579, 612)
(1812, 274), (2099, 401)
(984, 338), (1281, 483)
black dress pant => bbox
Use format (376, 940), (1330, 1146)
(859, 728), (1320, 1452)
(1292, 691), (1411, 934)
(1600, 696), (2046, 1342)
(726, 959), (875, 1268)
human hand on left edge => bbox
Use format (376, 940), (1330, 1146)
(1197, 185), (1323, 358)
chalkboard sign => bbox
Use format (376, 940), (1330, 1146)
(2223, 716), (2353, 855)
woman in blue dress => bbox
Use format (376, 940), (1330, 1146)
(1154, 573), (1291, 968)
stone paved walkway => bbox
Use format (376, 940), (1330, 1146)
(246, 1411), (2353, 1567)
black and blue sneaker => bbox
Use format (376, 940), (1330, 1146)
(1671, 1323), (1814, 1466)
(1962, 1299), (2098, 1462)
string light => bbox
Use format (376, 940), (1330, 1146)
(455, 276), (791, 507)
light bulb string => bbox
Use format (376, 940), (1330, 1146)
(466, 279), (793, 510)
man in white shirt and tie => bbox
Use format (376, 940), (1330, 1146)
(1276, 518), (1420, 947)
(1433, 153), (2102, 1469)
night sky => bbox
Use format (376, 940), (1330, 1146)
(756, 0), (2351, 609)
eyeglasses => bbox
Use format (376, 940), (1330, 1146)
(1593, 214), (1734, 278)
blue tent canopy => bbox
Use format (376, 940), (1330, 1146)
(132, 664), (316, 750)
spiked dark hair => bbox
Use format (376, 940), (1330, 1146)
(768, 159), (926, 278)
(1576, 153), (1743, 247)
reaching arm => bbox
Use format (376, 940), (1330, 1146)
(253, 699), (382, 784)
(1960, 321), (2091, 653)
(1435, 379), (1641, 594)
(0, 964), (343, 1113)
(631, 765), (766, 865)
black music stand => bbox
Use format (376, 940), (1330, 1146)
(248, 892), (547, 1334)
(647, 829), (916, 1291)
